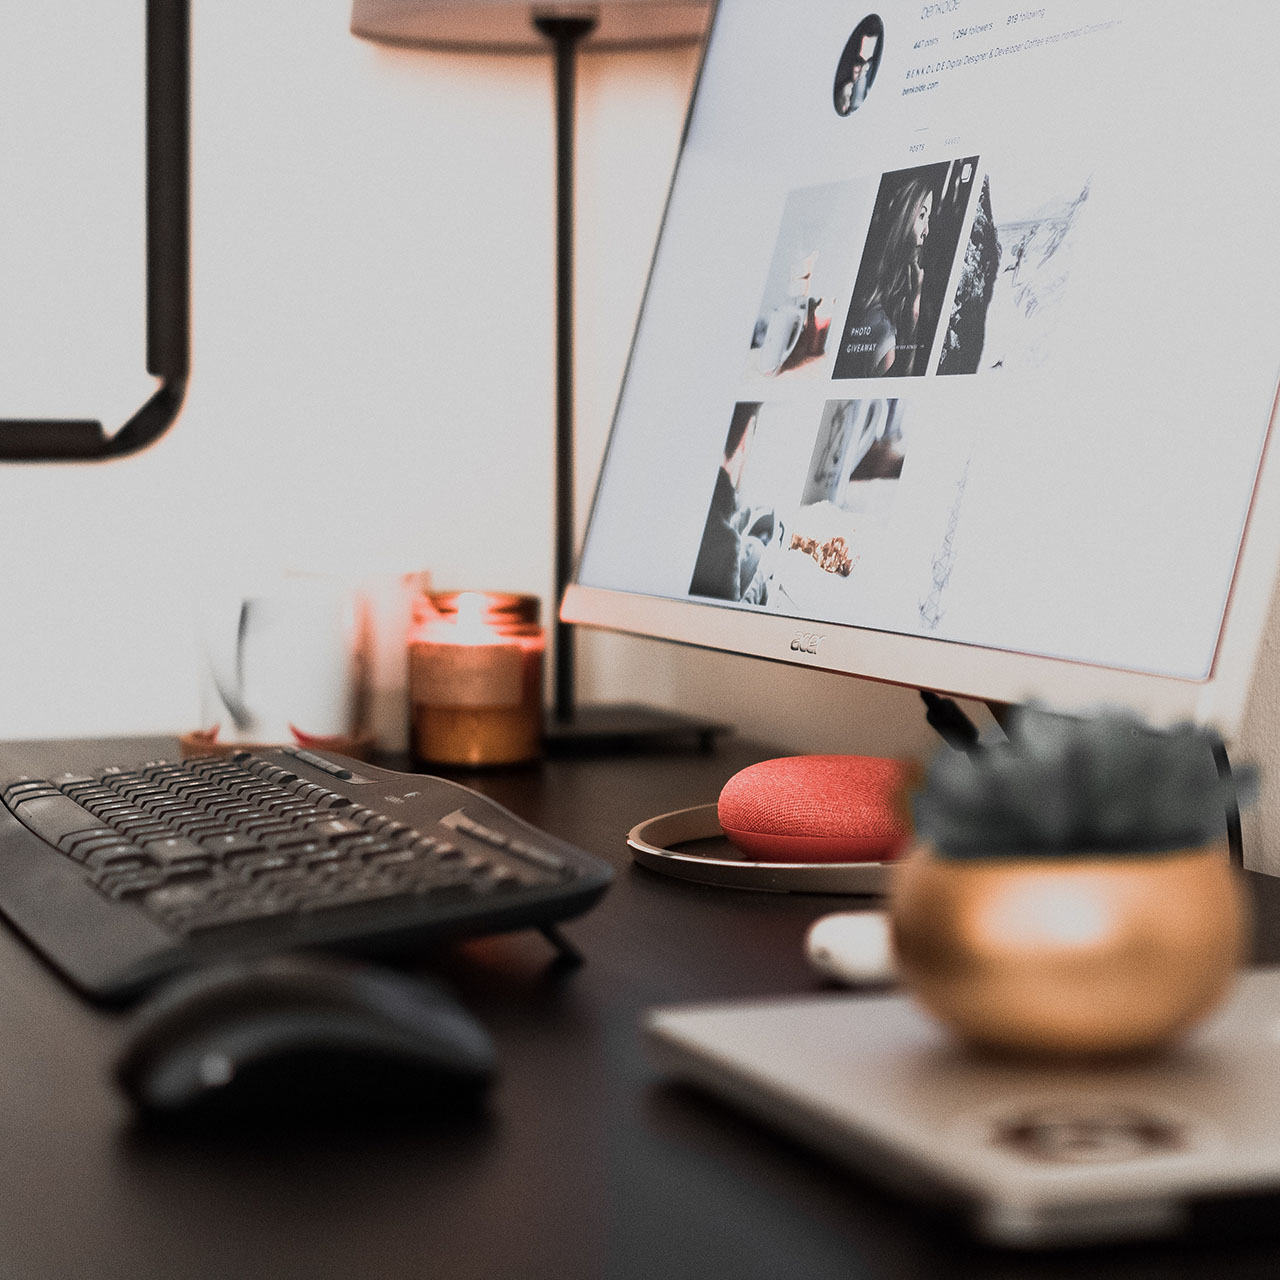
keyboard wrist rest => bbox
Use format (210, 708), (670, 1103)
(0, 811), (185, 1002)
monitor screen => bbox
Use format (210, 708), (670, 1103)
(565, 0), (1280, 736)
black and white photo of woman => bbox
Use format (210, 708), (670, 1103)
(833, 158), (978, 380)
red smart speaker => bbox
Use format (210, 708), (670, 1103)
(717, 754), (915, 863)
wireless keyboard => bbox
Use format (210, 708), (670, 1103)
(0, 741), (613, 1003)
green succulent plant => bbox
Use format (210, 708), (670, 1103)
(912, 706), (1257, 860)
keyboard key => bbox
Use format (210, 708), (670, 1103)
(50, 773), (96, 788)
(66, 835), (137, 864)
(114, 820), (174, 843)
(101, 771), (147, 790)
(10, 794), (103, 844)
(334, 834), (381, 855)
(144, 882), (220, 915)
(226, 852), (295, 878)
(197, 832), (264, 857)
(447, 814), (509, 847)
(121, 861), (216, 891)
(312, 817), (363, 838)
(280, 746), (354, 779)
(361, 845), (414, 866)
(4, 781), (59, 807)
(486, 868), (524, 892)
(97, 868), (171, 900)
(61, 828), (126, 858)
(268, 835), (326, 854)
(365, 815), (412, 840)
(191, 804), (260, 825)
(253, 867), (312, 893)
(299, 846), (347, 867)
(154, 805), (210, 825)
(60, 783), (117, 803)
(144, 836), (207, 865)
(110, 785), (170, 804)
(83, 848), (147, 875)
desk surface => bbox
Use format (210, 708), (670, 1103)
(4, 735), (1280, 1279)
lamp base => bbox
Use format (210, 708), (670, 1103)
(543, 702), (728, 756)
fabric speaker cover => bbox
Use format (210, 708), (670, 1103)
(718, 754), (915, 863)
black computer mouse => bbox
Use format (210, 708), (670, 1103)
(114, 952), (496, 1122)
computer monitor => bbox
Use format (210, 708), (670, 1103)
(563, 0), (1280, 740)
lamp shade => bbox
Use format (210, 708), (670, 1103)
(350, 0), (710, 53)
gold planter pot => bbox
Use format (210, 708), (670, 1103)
(891, 842), (1249, 1058)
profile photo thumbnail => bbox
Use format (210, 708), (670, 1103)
(834, 15), (884, 116)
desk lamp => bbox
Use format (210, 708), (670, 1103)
(350, 0), (726, 753)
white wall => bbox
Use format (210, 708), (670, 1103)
(3, 1), (1275, 866)
(0, 0), (945, 764)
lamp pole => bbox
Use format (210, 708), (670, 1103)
(534, 13), (597, 728)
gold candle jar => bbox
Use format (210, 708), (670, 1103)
(409, 592), (544, 767)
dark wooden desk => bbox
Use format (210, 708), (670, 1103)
(2, 735), (1280, 1279)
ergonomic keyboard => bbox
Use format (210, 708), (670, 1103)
(0, 740), (613, 1003)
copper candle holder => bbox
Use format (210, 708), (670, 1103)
(409, 591), (544, 767)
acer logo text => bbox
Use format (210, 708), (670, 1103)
(790, 632), (823, 655)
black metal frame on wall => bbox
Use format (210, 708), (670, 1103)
(0, 0), (189, 462)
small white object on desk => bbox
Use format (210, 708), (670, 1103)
(804, 911), (896, 987)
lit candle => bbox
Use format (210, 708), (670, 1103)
(409, 592), (544, 766)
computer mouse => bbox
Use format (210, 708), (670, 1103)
(804, 911), (897, 987)
(114, 952), (496, 1121)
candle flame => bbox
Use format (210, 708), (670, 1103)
(452, 591), (494, 645)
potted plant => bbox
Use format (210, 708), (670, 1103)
(892, 707), (1256, 1057)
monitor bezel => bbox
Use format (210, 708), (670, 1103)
(562, 0), (1280, 741)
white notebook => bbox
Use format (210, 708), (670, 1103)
(645, 968), (1280, 1248)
